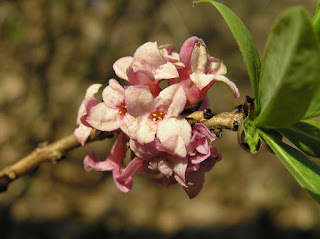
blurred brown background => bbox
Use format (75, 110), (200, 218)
(0, 0), (320, 238)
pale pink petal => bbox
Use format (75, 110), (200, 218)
(180, 36), (204, 68)
(158, 134), (188, 158)
(119, 113), (136, 136)
(214, 75), (240, 98)
(135, 117), (157, 144)
(172, 157), (188, 186)
(83, 151), (113, 171)
(127, 68), (155, 85)
(157, 117), (192, 150)
(190, 150), (211, 165)
(129, 139), (161, 160)
(102, 79), (125, 108)
(190, 42), (208, 74)
(113, 56), (133, 81)
(123, 116), (157, 144)
(125, 85), (154, 117)
(154, 62), (179, 80)
(193, 123), (216, 144)
(193, 136), (209, 154)
(208, 59), (227, 75)
(133, 42), (166, 71)
(74, 124), (92, 146)
(190, 72), (215, 90)
(86, 102), (120, 131)
(159, 44), (175, 55)
(76, 84), (102, 124)
(159, 46), (182, 65)
(154, 84), (187, 117)
(156, 158), (173, 177)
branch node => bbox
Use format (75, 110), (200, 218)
(39, 141), (49, 148)
(6, 170), (17, 180)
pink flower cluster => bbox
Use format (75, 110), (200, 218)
(74, 36), (239, 198)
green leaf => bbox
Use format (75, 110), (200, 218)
(303, 95), (320, 119)
(312, 0), (320, 41)
(259, 130), (320, 204)
(254, 7), (320, 128)
(193, 0), (261, 103)
(277, 120), (320, 158)
(237, 118), (261, 154)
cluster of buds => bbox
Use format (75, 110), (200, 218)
(74, 36), (240, 198)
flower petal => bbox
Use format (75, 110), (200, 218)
(123, 116), (157, 144)
(74, 124), (92, 146)
(102, 79), (125, 108)
(193, 123), (216, 144)
(129, 139), (160, 159)
(86, 102), (120, 132)
(135, 117), (157, 144)
(190, 42), (208, 74)
(154, 62), (179, 80)
(208, 58), (227, 75)
(83, 151), (113, 171)
(113, 56), (133, 81)
(133, 42), (166, 71)
(76, 84), (102, 124)
(180, 36), (204, 69)
(117, 157), (145, 181)
(127, 67), (155, 85)
(154, 84), (187, 117)
(157, 118), (191, 157)
(190, 72), (215, 90)
(173, 157), (188, 186)
(125, 85), (154, 117)
(214, 75), (240, 98)
(107, 132), (129, 168)
(155, 157), (173, 177)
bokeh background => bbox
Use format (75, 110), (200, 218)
(0, 0), (320, 238)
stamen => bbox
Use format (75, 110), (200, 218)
(118, 103), (127, 115)
(151, 111), (164, 121)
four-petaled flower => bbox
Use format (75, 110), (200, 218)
(178, 36), (240, 108)
(124, 83), (191, 157)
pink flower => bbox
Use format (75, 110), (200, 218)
(129, 139), (189, 187)
(178, 36), (240, 108)
(85, 79), (134, 133)
(84, 132), (143, 192)
(74, 84), (102, 146)
(128, 123), (222, 198)
(124, 83), (191, 157)
(183, 124), (222, 198)
(188, 123), (216, 164)
(113, 41), (179, 96)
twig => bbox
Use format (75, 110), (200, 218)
(0, 130), (111, 192)
(0, 108), (244, 193)
(186, 107), (244, 135)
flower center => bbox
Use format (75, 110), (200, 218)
(118, 103), (127, 115)
(151, 110), (164, 121)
